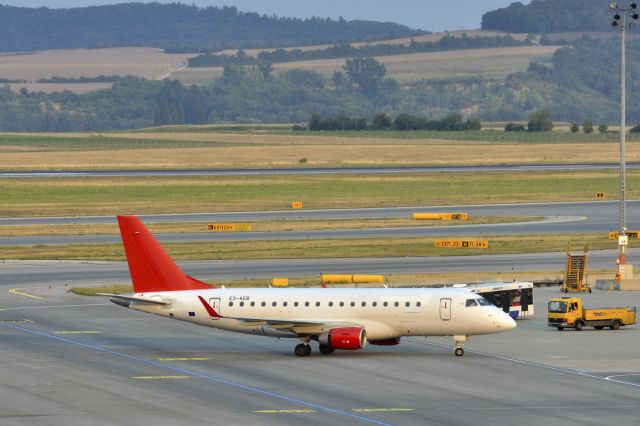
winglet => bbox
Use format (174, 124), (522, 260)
(117, 215), (213, 293)
(198, 295), (222, 318)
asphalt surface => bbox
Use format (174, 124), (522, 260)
(2, 278), (640, 425)
(0, 200), (637, 246)
(0, 249), (634, 287)
(2, 162), (640, 179)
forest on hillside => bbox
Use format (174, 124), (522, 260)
(0, 3), (420, 53)
(482, 0), (612, 33)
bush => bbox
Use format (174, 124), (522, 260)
(598, 124), (608, 133)
(505, 122), (525, 132)
(527, 108), (554, 132)
(582, 119), (593, 134)
(570, 123), (579, 133)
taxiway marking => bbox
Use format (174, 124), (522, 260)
(132, 375), (190, 380)
(157, 357), (211, 361)
(8, 288), (43, 300)
(53, 331), (101, 335)
(1, 323), (393, 426)
(407, 338), (640, 389)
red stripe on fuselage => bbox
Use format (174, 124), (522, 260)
(198, 295), (222, 317)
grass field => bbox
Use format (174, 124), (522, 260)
(2, 130), (639, 170)
(0, 216), (531, 237)
(172, 45), (560, 84)
(0, 233), (617, 261)
(0, 170), (632, 217)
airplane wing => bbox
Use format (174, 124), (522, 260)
(197, 295), (358, 334)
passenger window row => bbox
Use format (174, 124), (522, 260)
(228, 300), (422, 308)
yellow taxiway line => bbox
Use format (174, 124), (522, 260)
(8, 288), (43, 300)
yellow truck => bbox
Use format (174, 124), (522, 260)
(548, 297), (636, 331)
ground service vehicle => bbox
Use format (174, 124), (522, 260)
(548, 297), (636, 331)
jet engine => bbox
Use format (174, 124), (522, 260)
(318, 327), (367, 350)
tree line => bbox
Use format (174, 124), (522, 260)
(0, 3), (419, 53)
(481, 0), (610, 34)
(188, 34), (529, 67)
(307, 112), (481, 131)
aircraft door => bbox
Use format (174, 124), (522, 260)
(208, 297), (221, 320)
(439, 298), (451, 320)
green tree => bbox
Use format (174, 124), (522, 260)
(598, 124), (609, 133)
(570, 123), (579, 133)
(344, 57), (386, 97)
(372, 112), (392, 129)
(582, 119), (593, 134)
(528, 108), (554, 132)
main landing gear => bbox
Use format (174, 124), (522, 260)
(294, 338), (336, 357)
(294, 343), (311, 357)
(453, 335), (468, 357)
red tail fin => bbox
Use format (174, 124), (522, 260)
(117, 215), (212, 293)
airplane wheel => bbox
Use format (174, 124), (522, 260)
(319, 344), (335, 354)
(454, 347), (464, 357)
(295, 343), (311, 357)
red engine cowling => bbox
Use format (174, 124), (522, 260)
(369, 337), (401, 346)
(319, 327), (367, 350)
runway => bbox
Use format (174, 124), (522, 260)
(2, 162), (639, 179)
(0, 200), (636, 246)
(1, 281), (639, 425)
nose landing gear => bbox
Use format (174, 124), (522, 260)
(453, 335), (468, 357)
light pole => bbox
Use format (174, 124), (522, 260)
(611, 1), (638, 279)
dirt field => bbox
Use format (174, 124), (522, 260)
(172, 45), (560, 83)
(0, 47), (194, 93)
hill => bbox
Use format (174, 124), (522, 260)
(481, 0), (611, 34)
(0, 3), (420, 53)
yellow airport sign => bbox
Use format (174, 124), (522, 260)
(435, 240), (489, 249)
(208, 223), (252, 232)
(292, 201), (304, 209)
(272, 278), (289, 287)
(608, 231), (640, 239)
(413, 212), (468, 220)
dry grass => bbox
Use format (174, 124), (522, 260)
(0, 47), (194, 93)
(0, 233), (617, 261)
(213, 30), (534, 57)
(3, 136), (640, 170)
(0, 216), (532, 237)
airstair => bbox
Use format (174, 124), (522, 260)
(562, 244), (591, 293)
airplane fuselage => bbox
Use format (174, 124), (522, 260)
(123, 287), (514, 340)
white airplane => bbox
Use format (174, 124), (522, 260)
(106, 215), (516, 357)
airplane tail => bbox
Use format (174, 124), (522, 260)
(117, 215), (212, 293)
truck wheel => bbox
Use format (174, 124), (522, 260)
(594, 326), (604, 330)
(611, 320), (621, 330)
(574, 321), (584, 331)
(557, 326), (564, 331)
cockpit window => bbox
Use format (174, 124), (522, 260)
(477, 298), (491, 306)
(465, 299), (478, 307)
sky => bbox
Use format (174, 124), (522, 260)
(1, 1), (531, 32)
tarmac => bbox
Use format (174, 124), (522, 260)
(1, 280), (640, 425)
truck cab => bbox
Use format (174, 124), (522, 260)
(548, 297), (636, 331)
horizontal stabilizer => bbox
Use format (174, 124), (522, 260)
(97, 293), (172, 307)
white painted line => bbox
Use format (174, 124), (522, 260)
(0, 303), (109, 311)
(406, 338), (640, 389)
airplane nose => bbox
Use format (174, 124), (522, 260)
(498, 312), (517, 330)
